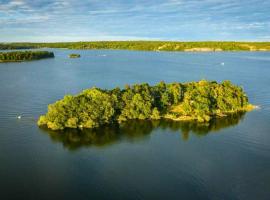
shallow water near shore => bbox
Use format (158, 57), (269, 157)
(0, 49), (270, 200)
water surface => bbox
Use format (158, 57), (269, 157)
(0, 49), (270, 200)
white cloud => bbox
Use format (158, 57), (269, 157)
(0, 0), (28, 12)
(0, 0), (269, 41)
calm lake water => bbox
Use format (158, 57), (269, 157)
(0, 49), (270, 200)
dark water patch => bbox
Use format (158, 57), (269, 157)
(1, 50), (270, 200)
(40, 112), (246, 151)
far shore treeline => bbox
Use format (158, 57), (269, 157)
(1, 41), (270, 51)
(38, 80), (254, 131)
(0, 51), (54, 62)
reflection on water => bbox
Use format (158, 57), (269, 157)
(40, 111), (246, 150)
(1, 50), (269, 199)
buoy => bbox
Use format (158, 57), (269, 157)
(221, 62), (225, 66)
(17, 116), (21, 119)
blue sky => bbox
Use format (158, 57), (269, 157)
(0, 0), (270, 42)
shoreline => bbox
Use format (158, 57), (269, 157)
(1, 41), (270, 52)
(163, 104), (257, 122)
(38, 81), (255, 131)
(0, 58), (53, 63)
(0, 51), (54, 63)
(39, 105), (257, 131)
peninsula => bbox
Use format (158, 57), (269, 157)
(0, 51), (54, 62)
(38, 80), (254, 130)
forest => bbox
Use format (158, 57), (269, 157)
(0, 51), (54, 62)
(1, 41), (270, 51)
(38, 80), (254, 130)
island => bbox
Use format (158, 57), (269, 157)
(69, 54), (81, 58)
(0, 51), (54, 62)
(1, 41), (270, 51)
(38, 80), (255, 130)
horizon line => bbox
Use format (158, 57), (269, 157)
(1, 40), (270, 44)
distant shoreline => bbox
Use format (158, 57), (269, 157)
(1, 41), (270, 52)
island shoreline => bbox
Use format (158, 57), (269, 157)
(38, 80), (255, 131)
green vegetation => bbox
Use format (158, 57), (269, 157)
(38, 80), (254, 130)
(0, 51), (54, 62)
(0, 43), (35, 50)
(69, 54), (81, 58)
(1, 41), (270, 51)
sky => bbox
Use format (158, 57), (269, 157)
(0, 0), (270, 42)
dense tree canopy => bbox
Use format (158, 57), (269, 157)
(0, 51), (54, 62)
(38, 80), (254, 130)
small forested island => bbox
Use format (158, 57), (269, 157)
(0, 51), (54, 62)
(38, 80), (254, 130)
(69, 54), (81, 58)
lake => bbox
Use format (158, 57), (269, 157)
(0, 49), (270, 200)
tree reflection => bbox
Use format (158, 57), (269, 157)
(40, 111), (246, 150)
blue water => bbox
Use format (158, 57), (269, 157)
(0, 49), (270, 200)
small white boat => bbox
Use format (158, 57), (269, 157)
(17, 115), (21, 119)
